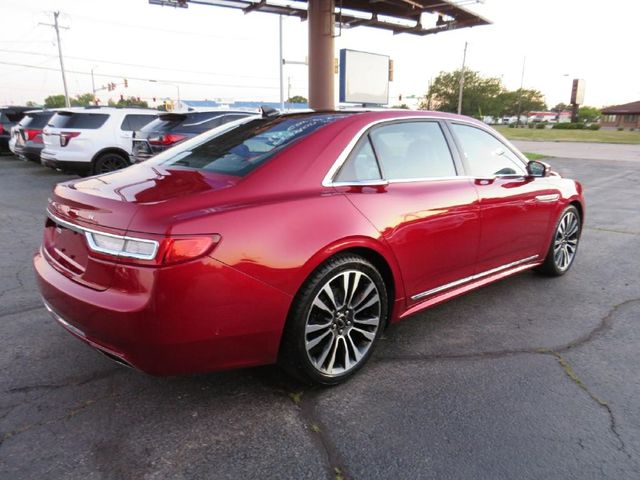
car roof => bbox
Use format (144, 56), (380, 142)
(53, 106), (160, 115)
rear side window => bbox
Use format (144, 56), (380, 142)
(48, 113), (109, 129)
(370, 121), (456, 180)
(335, 137), (382, 182)
(155, 114), (344, 177)
(120, 114), (157, 131)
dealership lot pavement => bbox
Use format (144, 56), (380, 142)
(0, 155), (639, 479)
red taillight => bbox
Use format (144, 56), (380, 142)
(160, 236), (220, 265)
(0, 124), (4, 135)
(86, 232), (221, 267)
(60, 131), (80, 147)
(25, 129), (43, 143)
(148, 133), (186, 146)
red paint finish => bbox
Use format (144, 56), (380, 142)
(34, 110), (585, 376)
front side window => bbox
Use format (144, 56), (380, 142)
(450, 123), (526, 177)
(152, 114), (345, 177)
(369, 121), (456, 180)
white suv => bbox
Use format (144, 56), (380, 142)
(41, 106), (159, 175)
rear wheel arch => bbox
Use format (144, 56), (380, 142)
(91, 147), (131, 173)
(290, 240), (403, 326)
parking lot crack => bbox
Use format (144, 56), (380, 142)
(6, 367), (124, 394)
(288, 389), (350, 480)
(544, 350), (631, 458)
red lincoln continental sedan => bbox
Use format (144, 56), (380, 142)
(34, 109), (584, 384)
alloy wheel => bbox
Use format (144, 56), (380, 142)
(304, 269), (381, 376)
(553, 210), (580, 271)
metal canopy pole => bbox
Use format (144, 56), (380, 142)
(308, 0), (335, 110)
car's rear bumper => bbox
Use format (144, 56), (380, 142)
(0, 136), (9, 153)
(14, 144), (43, 162)
(41, 153), (92, 174)
(34, 248), (292, 376)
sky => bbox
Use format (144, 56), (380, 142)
(0, 0), (638, 109)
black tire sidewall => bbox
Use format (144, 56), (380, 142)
(540, 205), (581, 276)
(281, 254), (388, 385)
(94, 153), (129, 174)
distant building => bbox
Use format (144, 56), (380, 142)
(600, 101), (640, 129)
(527, 111), (572, 123)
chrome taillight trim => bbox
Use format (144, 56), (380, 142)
(47, 211), (159, 260)
(410, 254), (539, 301)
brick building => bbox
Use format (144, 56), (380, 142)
(600, 100), (640, 129)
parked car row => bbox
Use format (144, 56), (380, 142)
(3, 105), (253, 175)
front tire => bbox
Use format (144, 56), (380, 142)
(536, 205), (581, 276)
(279, 254), (388, 385)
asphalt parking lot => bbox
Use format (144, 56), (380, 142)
(0, 154), (639, 479)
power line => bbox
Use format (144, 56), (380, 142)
(0, 48), (278, 81)
(0, 60), (280, 91)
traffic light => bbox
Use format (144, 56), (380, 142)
(124, 78), (128, 88)
(120, 94), (124, 102)
(106, 83), (111, 92)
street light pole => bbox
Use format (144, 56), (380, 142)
(515, 56), (526, 127)
(457, 41), (468, 115)
(279, 15), (285, 111)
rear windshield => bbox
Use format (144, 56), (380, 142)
(120, 114), (157, 131)
(19, 112), (54, 129)
(153, 114), (344, 177)
(48, 112), (109, 129)
(140, 112), (251, 134)
(0, 111), (26, 124)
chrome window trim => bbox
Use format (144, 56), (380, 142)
(322, 116), (455, 187)
(47, 211), (159, 260)
(410, 254), (539, 301)
(321, 115), (518, 187)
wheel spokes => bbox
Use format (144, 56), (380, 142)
(305, 269), (382, 376)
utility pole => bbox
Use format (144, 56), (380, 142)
(278, 15), (285, 111)
(40, 12), (70, 107)
(515, 56), (526, 127)
(457, 42), (468, 115)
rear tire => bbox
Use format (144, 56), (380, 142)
(93, 152), (130, 174)
(279, 254), (388, 385)
(536, 205), (581, 276)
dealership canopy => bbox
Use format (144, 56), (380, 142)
(149, 0), (491, 109)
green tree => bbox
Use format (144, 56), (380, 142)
(44, 93), (97, 108)
(552, 102), (568, 112)
(420, 69), (504, 117)
(419, 69), (547, 118)
(25, 100), (39, 107)
(44, 94), (67, 108)
(498, 89), (547, 116)
(287, 95), (307, 104)
(71, 93), (96, 107)
(391, 104), (410, 109)
(108, 96), (149, 108)
(577, 106), (601, 123)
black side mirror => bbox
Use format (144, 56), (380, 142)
(527, 160), (550, 177)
